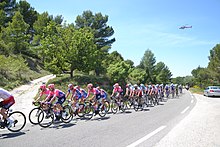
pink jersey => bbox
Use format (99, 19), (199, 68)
(48, 89), (65, 99)
(87, 88), (100, 97)
(113, 86), (123, 93)
(0, 88), (12, 99)
(39, 88), (50, 97)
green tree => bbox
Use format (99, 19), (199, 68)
(32, 12), (53, 46)
(61, 26), (98, 77)
(102, 51), (124, 71)
(4, 11), (30, 55)
(155, 62), (172, 83)
(75, 10), (115, 75)
(0, 0), (16, 27)
(208, 44), (220, 84)
(39, 21), (66, 74)
(17, 0), (38, 40)
(138, 49), (156, 83)
(107, 61), (132, 85)
(128, 68), (146, 84)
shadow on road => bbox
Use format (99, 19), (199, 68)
(90, 116), (111, 121)
(0, 131), (26, 139)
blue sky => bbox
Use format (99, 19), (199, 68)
(26, 0), (220, 77)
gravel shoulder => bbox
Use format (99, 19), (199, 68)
(155, 93), (220, 147)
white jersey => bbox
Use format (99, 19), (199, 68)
(0, 88), (12, 99)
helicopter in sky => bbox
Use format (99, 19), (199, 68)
(179, 25), (192, 29)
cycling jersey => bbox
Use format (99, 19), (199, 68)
(0, 88), (15, 109)
(87, 88), (101, 100)
(80, 88), (88, 98)
(48, 89), (65, 99)
(39, 88), (50, 97)
(74, 89), (82, 100)
(113, 86), (123, 93)
(100, 89), (107, 99)
(0, 88), (12, 100)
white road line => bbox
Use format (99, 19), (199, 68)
(191, 95), (194, 99)
(181, 106), (190, 114)
(191, 99), (194, 103)
(126, 126), (166, 147)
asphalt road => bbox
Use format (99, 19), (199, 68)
(0, 88), (195, 147)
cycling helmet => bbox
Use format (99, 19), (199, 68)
(68, 84), (73, 88)
(134, 84), (138, 88)
(48, 84), (55, 89)
(96, 86), (100, 90)
(126, 83), (131, 87)
(140, 84), (145, 87)
(87, 83), (93, 89)
(74, 85), (80, 89)
(114, 83), (119, 87)
(40, 84), (46, 90)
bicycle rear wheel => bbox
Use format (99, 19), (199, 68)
(8, 111), (26, 132)
(29, 107), (43, 125)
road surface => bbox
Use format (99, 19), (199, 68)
(1, 77), (220, 147)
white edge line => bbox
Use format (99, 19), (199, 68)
(126, 126), (166, 147)
(181, 106), (190, 114)
(191, 99), (194, 103)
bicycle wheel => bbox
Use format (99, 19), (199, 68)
(111, 102), (118, 114)
(104, 100), (110, 112)
(38, 110), (54, 128)
(84, 105), (94, 119)
(29, 107), (43, 125)
(76, 104), (85, 118)
(7, 111), (26, 132)
(133, 100), (139, 111)
(99, 104), (108, 117)
(61, 105), (73, 123)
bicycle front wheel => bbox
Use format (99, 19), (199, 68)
(29, 107), (43, 125)
(99, 104), (108, 117)
(61, 105), (73, 123)
(8, 111), (26, 132)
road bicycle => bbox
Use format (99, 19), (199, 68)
(110, 96), (126, 114)
(83, 99), (108, 119)
(0, 109), (26, 132)
(37, 103), (73, 128)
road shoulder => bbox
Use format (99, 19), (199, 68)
(154, 93), (220, 147)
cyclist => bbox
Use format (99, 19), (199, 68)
(86, 83), (101, 114)
(0, 88), (15, 128)
(44, 84), (66, 121)
(34, 84), (53, 111)
(111, 83), (123, 98)
(175, 84), (179, 97)
(178, 84), (183, 93)
(170, 83), (175, 98)
(164, 84), (170, 98)
(66, 84), (75, 101)
(125, 83), (133, 97)
(35, 84), (50, 102)
(75, 85), (87, 103)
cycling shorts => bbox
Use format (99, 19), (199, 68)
(55, 96), (66, 105)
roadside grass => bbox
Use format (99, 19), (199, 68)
(190, 87), (204, 95)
